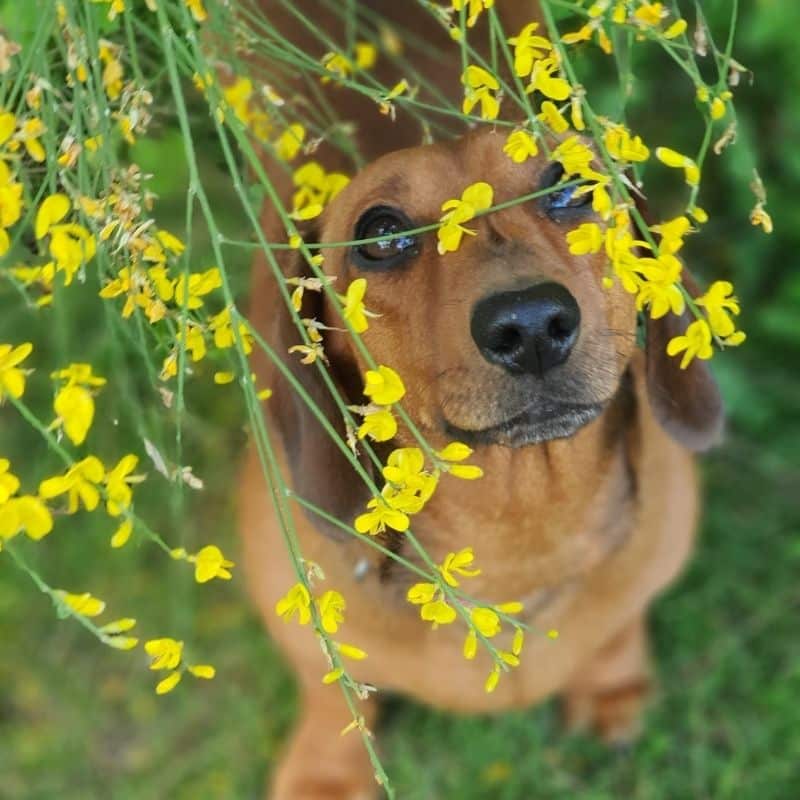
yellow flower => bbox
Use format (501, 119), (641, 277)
(99, 617), (137, 639)
(56, 590), (106, 618)
(319, 589), (346, 633)
(145, 637), (184, 670)
(537, 100), (569, 134)
(592, 182), (613, 220)
(485, 665), (501, 693)
(354, 497), (409, 535)
(92, 0), (125, 21)
(357, 408), (397, 442)
(39, 456), (105, 513)
(274, 123), (305, 162)
(527, 57), (571, 101)
(192, 544), (235, 583)
(0, 111), (16, 144)
(185, 0), (207, 22)
(666, 319), (714, 369)
(437, 181), (494, 255)
(552, 136), (595, 178)
(507, 22), (552, 78)
(35, 193), (71, 239)
(633, 2), (666, 28)
(378, 79), (410, 116)
(53, 384), (95, 446)
(503, 129), (539, 163)
(439, 547), (481, 587)
(174, 267), (222, 309)
(420, 598), (457, 627)
(110, 518), (133, 548)
(634, 254), (685, 319)
(363, 365), (405, 405)
(407, 582), (437, 605)
(209, 308), (254, 354)
(604, 125), (650, 162)
(98, 40), (124, 99)
(562, 23), (593, 45)
(49, 224), (96, 283)
(650, 216), (691, 254)
(19, 117), (46, 162)
(335, 641), (367, 660)
(437, 441), (483, 479)
(341, 278), (371, 333)
(0, 495), (53, 542)
(655, 146), (700, 187)
(695, 281), (742, 338)
(382, 447), (426, 488)
(275, 583), (312, 625)
(291, 162), (350, 219)
(355, 42), (377, 70)
(0, 161), (24, 236)
(105, 454), (139, 516)
(452, 0), (495, 28)
(177, 322), (206, 363)
(156, 671), (182, 695)
(471, 607), (501, 637)
(0, 459), (19, 503)
(461, 65), (500, 120)
(322, 667), (344, 684)
(0, 342), (33, 402)
(188, 664), (216, 679)
(567, 223), (604, 255)
(463, 630), (478, 659)
(664, 19), (687, 38)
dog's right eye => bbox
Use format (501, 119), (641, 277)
(351, 206), (420, 270)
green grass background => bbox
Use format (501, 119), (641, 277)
(1, 1), (799, 798)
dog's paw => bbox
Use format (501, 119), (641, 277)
(562, 677), (652, 745)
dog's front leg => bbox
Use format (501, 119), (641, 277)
(561, 614), (653, 745)
(270, 679), (379, 800)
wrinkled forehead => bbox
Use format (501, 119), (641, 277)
(323, 131), (554, 229)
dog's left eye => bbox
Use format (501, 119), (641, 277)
(538, 162), (592, 222)
(351, 206), (420, 270)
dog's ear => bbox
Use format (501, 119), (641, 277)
(642, 252), (725, 453)
(248, 223), (372, 540)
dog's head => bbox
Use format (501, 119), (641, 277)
(255, 129), (722, 531)
(321, 130), (637, 447)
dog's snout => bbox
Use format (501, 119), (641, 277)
(470, 283), (581, 377)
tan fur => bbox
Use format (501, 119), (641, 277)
(238, 3), (720, 798)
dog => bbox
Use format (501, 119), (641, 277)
(238, 2), (723, 798)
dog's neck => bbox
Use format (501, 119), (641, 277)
(378, 376), (639, 604)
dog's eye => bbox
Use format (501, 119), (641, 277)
(538, 162), (592, 222)
(351, 206), (420, 270)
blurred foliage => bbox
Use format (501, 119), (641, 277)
(0, 1), (798, 798)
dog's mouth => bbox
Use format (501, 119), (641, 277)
(444, 400), (605, 448)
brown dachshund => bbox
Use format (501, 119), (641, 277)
(238, 2), (723, 798)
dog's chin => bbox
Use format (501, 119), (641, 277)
(445, 401), (605, 448)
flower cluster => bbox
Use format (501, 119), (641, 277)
(407, 547), (526, 693)
(144, 637), (216, 695)
(275, 581), (368, 685)
(354, 438), (483, 537)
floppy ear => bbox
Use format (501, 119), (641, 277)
(644, 267), (725, 452)
(248, 221), (373, 540)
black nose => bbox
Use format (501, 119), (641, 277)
(471, 283), (581, 376)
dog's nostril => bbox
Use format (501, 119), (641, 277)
(490, 326), (523, 356)
(548, 315), (574, 341)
